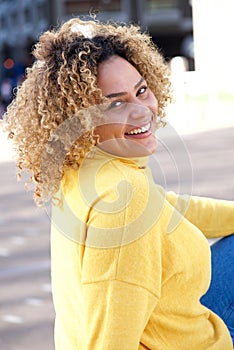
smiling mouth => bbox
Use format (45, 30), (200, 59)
(125, 122), (151, 135)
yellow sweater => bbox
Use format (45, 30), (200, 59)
(51, 147), (234, 350)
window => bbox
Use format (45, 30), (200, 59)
(11, 12), (18, 26)
(0, 15), (6, 29)
(65, 0), (121, 15)
(37, 2), (47, 20)
(146, 0), (178, 10)
(24, 7), (31, 23)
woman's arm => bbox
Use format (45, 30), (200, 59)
(82, 279), (158, 350)
(165, 190), (234, 238)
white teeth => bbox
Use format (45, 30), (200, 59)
(126, 123), (150, 135)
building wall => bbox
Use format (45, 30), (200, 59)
(0, 0), (193, 66)
(0, 0), (49, 52)
(0, 0), (50, 102)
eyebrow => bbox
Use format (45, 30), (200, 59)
(105, 77), (145, 98)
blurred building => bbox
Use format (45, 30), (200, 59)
(50, 0), (193, 64)
(0, 0), (50, 109)
(0, 0), (193, 112)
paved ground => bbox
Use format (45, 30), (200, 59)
(0, 126), (233, 350)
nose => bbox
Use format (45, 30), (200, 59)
(126, 102), (152, 123)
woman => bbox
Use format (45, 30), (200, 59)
(3, 17), (234, 349)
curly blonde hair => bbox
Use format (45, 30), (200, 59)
(3, 17), (172, 206)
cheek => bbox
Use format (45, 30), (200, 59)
(94, 125), (109, 142)
(148, 91), (158, 112)
(94, 124), (124, 142)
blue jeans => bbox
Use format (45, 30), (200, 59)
(200, 234), (234, 344)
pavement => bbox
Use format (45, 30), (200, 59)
(0, 130), (54, 349)
(0, 125), (234, 350)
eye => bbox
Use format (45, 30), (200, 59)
(137, 86), (147, 96)
(108, 100), (124, 109)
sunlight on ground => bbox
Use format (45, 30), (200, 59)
(0, 127), (15, 162)
(167, 71), (234, 135)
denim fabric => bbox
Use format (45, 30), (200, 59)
(201, 234), (234, 344)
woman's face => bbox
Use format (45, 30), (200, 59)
(95, 55), (158, 157)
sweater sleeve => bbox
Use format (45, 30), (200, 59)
(82, 280), (158, 350)
(165, 190), (234, 238)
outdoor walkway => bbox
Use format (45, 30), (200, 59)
(0, 126), (234, 350)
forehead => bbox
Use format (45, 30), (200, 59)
(97, 55), (142, 95)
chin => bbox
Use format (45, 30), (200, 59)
(98, 137), (157, 158)
(147, 147), (156, 156)
(140, 139), (157, 156)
